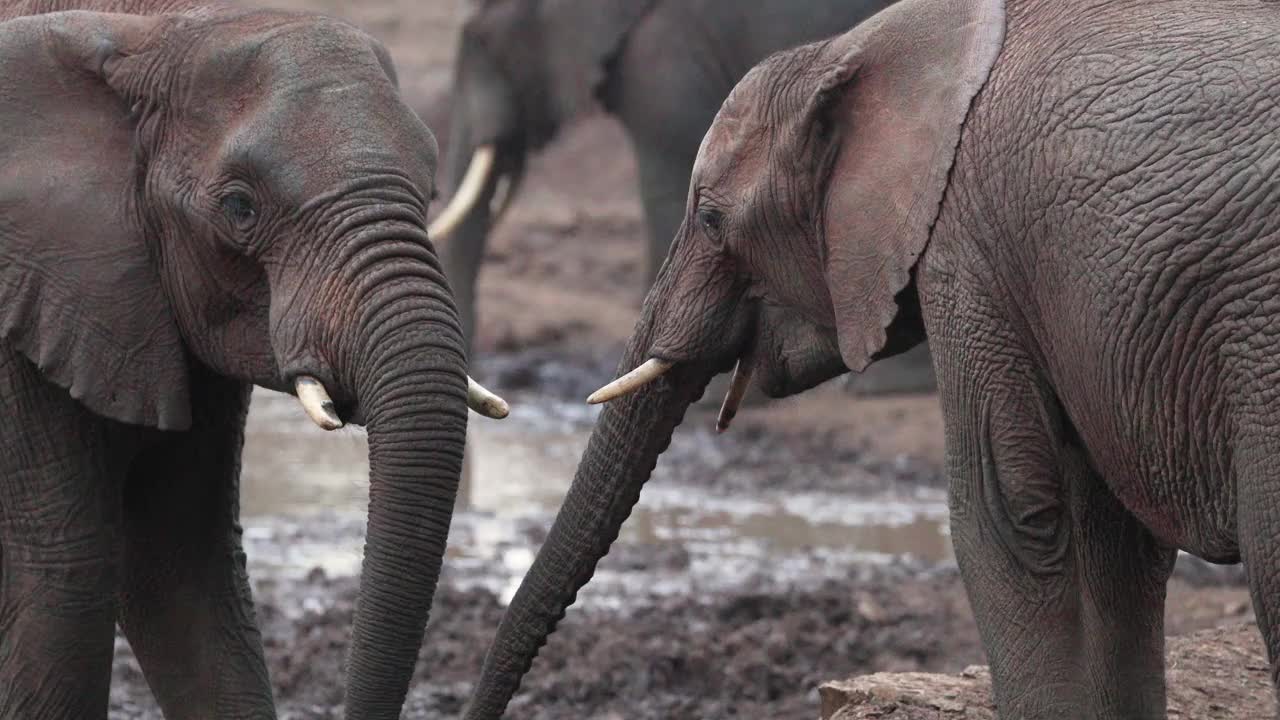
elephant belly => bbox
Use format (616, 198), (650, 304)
(1059, 327), (1253, 564)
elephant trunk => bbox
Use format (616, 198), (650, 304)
(436, 48), (527, 353)
(336, 241), (470, 717)
(436, 137), (525, 354)
(461, 330), (714, 719)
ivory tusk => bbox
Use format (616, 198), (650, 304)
(587, 358), (675, 405)
(429, 145), (497, 240)
(716, 359), (754, 434)
(490, 171), (516, 222)
(468, 376), (510, 419)
(295, 376), (344, 431)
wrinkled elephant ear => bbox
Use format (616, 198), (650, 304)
(815, 0), (1005, 372)
(0, 11), (190, 430)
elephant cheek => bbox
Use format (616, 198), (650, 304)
(755, 313), (847, 398)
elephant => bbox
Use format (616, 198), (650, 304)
(460, 0), (1280, 717)
(432, 0), (937, 396)
(0, 1), (509, 716)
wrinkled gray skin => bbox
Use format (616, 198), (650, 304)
(0, 1), (466, 717)
(466, 0), (1280, 717)
(442, 0), (935, 396)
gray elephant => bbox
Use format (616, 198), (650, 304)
(461, 0), (1280, 717)
(433, 0), (936, 395)
(0, 1), (508, 716)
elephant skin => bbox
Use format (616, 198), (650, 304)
(462, 0), (1280, 718)
(0, 1), (472, 717)
(437, 0), (935, 397)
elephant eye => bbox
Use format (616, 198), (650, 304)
(697, 207), (725, 236)
(220, 192), (258, 230)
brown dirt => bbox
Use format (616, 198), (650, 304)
(821, 623), (1274, 719)
(111, 556), (1257, 720)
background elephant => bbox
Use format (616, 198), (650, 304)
(435, 0), (937, 396)
(0, 1), (506, 716)
(462, 0), (1280, 717)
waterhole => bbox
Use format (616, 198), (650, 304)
(240, 388), (952, 601)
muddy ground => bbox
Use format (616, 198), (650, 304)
(108, 1), (1262, 718)
(108, 499), (1257, 720)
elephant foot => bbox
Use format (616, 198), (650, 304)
(845, 342), (937, 397)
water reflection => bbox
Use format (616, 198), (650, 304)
(242, 388), (953, 567)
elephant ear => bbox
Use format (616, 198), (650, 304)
(538, 0), (657, 120)
(816, 0), (1005, 372)
(0, 11), (191, 430)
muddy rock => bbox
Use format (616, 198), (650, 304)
(820, 624), (1273, 720)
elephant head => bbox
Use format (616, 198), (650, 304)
(0, 8), (506, 716)
(461, 0), (1005, 715)
(430, 0), (656, 347)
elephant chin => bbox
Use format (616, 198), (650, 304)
(752, 310), (849, 399)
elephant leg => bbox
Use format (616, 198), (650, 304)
(1062, 444), (1175, 715)
(1236, 437), (1280, 708)
(441, 205), (493, 357)
(116, 371), (274, 719)
(0, 346), (127, 718)
(926, 277), (1170, 716)
(944, 374), (1171, 717)
(631, 137), (694, 289)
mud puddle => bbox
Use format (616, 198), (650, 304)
(241, 384), (953, 602)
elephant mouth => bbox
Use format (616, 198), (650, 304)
(290, 369), (509, 433)
(585, 305), (847, 430)
(587, 342), (758, 432)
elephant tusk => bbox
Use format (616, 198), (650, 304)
(716, 359), (754, 434)
(295, 376), (344, 431)
(489, 170), (516, 223)
(468, 376), (510, 419)
(586, 358), (675, 405)
(428, 145), (497, 240)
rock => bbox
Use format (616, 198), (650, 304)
(821, 668), (994, 719)
(821, 624), (1273, 720)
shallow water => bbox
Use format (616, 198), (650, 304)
(241, 387), (953, 599)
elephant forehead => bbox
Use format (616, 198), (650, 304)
(693, 108), (768, 195)
(225, 92), (437, 204)
(184, 12), (390, 103)
(194, 17), (351, 78)
(197, 15), (437, 202)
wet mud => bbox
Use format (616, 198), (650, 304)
(108, 384), (1255, 720)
